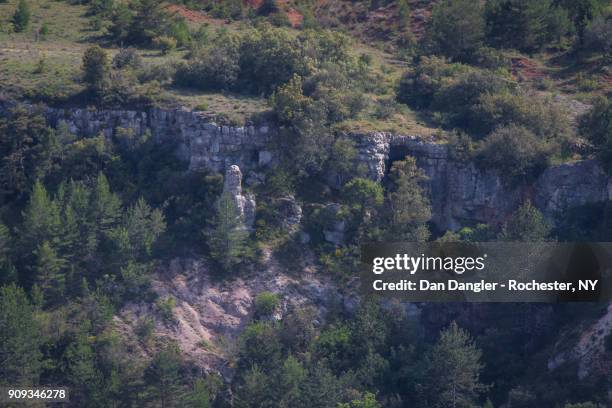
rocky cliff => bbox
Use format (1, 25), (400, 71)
(10, 105), (611, 231)
(42, 106), (275, 174)
(352, 132), (612, 230)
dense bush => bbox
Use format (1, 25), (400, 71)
(254, 292), (280, 318)
(175, 25), (359, 97)
(175, 30), (241, 91)
(580, 96), (612, 172)
(475, 91), (571, 140)
(396, 56), (470, 109)
(398, 58), (571, 142)
(108, 0), (187, 47)
(112, 47), (142, 69)
(485, 0), (572, 52)
(432, 70), (511, 132)
(82, 45), (110, 95)
(583, 14), (612, 58)
(476, 124), (552, 184)
(422, 0), (485, 61)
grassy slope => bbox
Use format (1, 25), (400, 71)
(0, 0), (267, 120)
(2, 0), (605, 134)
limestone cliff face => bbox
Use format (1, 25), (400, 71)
(42, 106), (274, 174)
(29, 106), (612, 230)
(352, 132), (612, 230)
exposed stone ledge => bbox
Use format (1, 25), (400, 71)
(2, 102), (609, 232)
(349, 131), (612, 230)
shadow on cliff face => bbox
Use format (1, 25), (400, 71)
(553, 201), (612, 241)
(385, 145), (417, 177)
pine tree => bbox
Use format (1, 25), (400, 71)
(499, 200), (551, 241)
(397, 0), (411, 30)
(90, 173), (121, 235)
(144, 344), (182, 408)
(124, 197), (166, 259)
(33, 241), (65, 304)
(234, 364), (270, 408)
(206, 192), (248, 270)
(12, 0), (31, 32)
(427, 0), (485, 60)
(182, 378), (212, 408)
(82, 45), (109, 94)
(0, 107), (57, 202)
(277, 355), (306, 407)
(0, 284), (42, 385)
(65, 332), (106, 406)
(424, 322), (488, 408)
(0, 223), (16, 285)
(21, 181), (61, 258)
(387, 157), (431, 241)
(126, 0), (173, 45)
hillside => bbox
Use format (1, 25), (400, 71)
(1, 0), (612, 407)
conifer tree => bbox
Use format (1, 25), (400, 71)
(0, 223), (16, 285)
(91, 173), (121, 236)
(387, 156), (431, 241)
(21, 181), (61, 262)
(65, 331), (106, 405)
(12, 0), (31, 32)
(124, 197), (166, 259)
(424, 322), (488, 408)
(144, 344), (182, 408)
(397, 0), (411, 30)
(206, 191), (248, 270)
(0, 284), (42, 385)
(33, 241), (65, 304)
(499, 200), (551, 241)
(82, 45), (109, 94)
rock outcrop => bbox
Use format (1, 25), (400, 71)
(4, 102), (609, 231)
(351, 132), (612, 230)
(223, 165), (256, 229)
(41, 106), (275, 174)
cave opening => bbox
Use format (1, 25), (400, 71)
(384, 145), (418, 179)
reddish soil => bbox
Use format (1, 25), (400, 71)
(511, 57), (546, 81)
(285, 7), (304, 27)
(167, 4), (211, 23)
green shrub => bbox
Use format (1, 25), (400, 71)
(485, 0), (569, 52)
(174, 31), (241, 91)
(156, 296), (176, 323)
(476, 124), (552, 184)
(12, 0), (31, 33)
(472, 46), (510, 70)
(575, 72), (598, 92)
(82, 45), (110, 94)
(396, 56), (470, 108)
(169, 19), (191, 47)
(423, 0), (485, 61)
(112, 47), (142, 69)
(38, 22), (49, 40)
(432, 70), (511, 133)
(175, 26), (357, 97)
(254, 292), (280, 317)
(474, 91), (570, 140)
(210, 0), (243, 20)
(153, 36), (177, 55)
(583, 14), (612, 58)
(135, 316), (155, 341)
(499, 200), (551, 241)
(580, 96), (612, 172)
